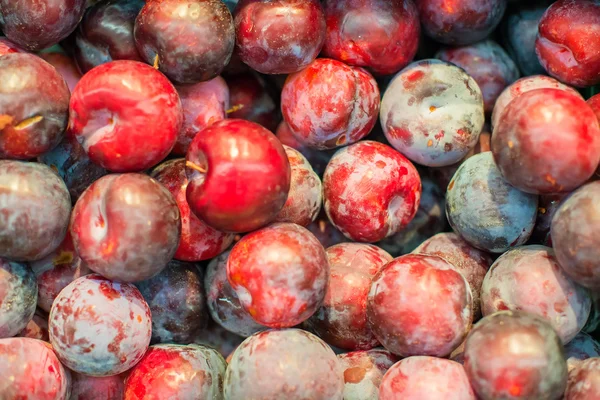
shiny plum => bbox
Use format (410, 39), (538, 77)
(226, 72), (279, 132)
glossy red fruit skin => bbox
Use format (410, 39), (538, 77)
(417, 0), (507, 46)
(464, 311), (567, 400)
(281, 58), (380, 150)
(233, 0), (326, 74)
(227, 223), (329, 328)
(322, 0), (419, 76)
(124, 344), (227, 400)
(0, 53), (70, 160)
(134, 0), (235, 84)
(74, 0), (144, 73)
(436, 40), (520, 113)
(226, 72), (279, 132)
(68, 60), (182, 172)
(0, 37), (26, 55)
(70, 173), (181, 283)
(492, 89), (600, 194)
(536, 0), (600, 87)
(185, 119), (290, 233)
(151, 159), (234, 262)
(0, 0), (86, 51)
(304, 243), (392, 350)
(323, 140), (421, 243)
(49, 274), (152, 376)
(40, 52), (83, 93)
(379, 356), (477, 400)
(367, 254), (473, 358)
(70, 372), (125, 400)
(338, 349), (398, 400)
(172, 76), (229, 156)
(0, 338), (71, 400)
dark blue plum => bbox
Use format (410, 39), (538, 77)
(0, 258), (37, 338)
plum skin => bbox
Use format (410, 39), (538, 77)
(338, 349), (398, 400)
(0, 258), (37, 338)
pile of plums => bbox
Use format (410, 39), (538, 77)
(3, 0), (600, 399)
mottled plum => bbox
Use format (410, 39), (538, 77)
(0, 258), (37, 338)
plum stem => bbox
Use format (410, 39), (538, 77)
(14, 115), (43, 130)
(186, 160), (207, 174)
(226, 104), (244, 114)
(153, 55), (159, 69)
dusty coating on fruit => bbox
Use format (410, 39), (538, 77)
(227, 223), (329, 327)
(322, 0), (420, 75)
(304, 243), (392, 350)
(536, 0), (600, 87)
(134, 0), (234, 84)
(481, 245), (591, 344)
(491, 75), (583, 131)
(74, 0), (145, 73)
(151, 159), (234, 261)
(39, 135), (108, 203)
(205, 250), (265, 337)
(234, 0), (326, 74)
(414, 232), (492, 320)
(68, 60), (182, 172)
(0, 259), (37, 338)
(492, 89), (600, 194)
(30, 231), (92, 313)
(436, 40), (519, 113)
(227, 72), (279, 132)
(71, 173), (181, 282)
(446, 152), (538, 253)
(551, 182), (600, 289)
(379, 356), (476, 400)
(0, 338), (71, 400)
(367, 254), (473, 357)
(49, 274), (152, 376)
(224, 329), (344, 399)
(464, 311), (567, 400)
(338, 349), (397, 400)
(192, 320), (244, 358)
(381, 59), (485, 167)
(136, 260), (208, 344)
(0, 160), (71, 261)
(186, 119), (291, 233)
(377, 177), (446, 256)
(273, 145), (322, 226)
(417, 0), (506, 45)
(323, 140), (421, 243)
(173, 77), (229, 155)
(0, 53), (70, 159)
(281, 58), (380, 150)
(502, 6), (546, 76)
(17, 312), (50, 341)
(70, 372), (124, 400)
(565, 332), (600, 372)
(0, 0), (86, 50)
(124, 344), (227, 400)
(565, 357), (600, 399)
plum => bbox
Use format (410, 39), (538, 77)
(379, 356), (476, 400)
(0, 258), (37, 338)
(531, 193), (569, 247)
(492, 89), (600, 194)
(70, 173), (181, 282)
(192, 319), (244, 358)
(338, 349), (398, 400)
(322, 0), (420, 76)
(323, 140), (421, 243)
(552, 181), (600, 289)
(151, 159), (234, 262)
(49, 274), (152, 376)
(39, 52), (82, 93)
(68, 60), (182, 172)
(0, 160), (71, 261)
(226, 72), (279, 132)
(367, 254), (473, 357)
(70, 372), (124, 400)
(564, 357), (600, 399)
(17, 311), (50, 341)
(205, 250), (265, 337)
(281, 58), (380, 150)
(273, 145), (322, 227)
(446, 152), (538, 253)
(134, 0), (235, 84)
(436, 40), (519, 113)
(305, 243), (392, 350)
(414, 232), (492, 320)
(464, 311), (567, 400)
(0, 338), (71, 400)
(481, 245), (591, 344)
(0, 53), (70, 159)
(565, 332), (600, 371)
(224, 329), (344, 400)
(307, 209), (349, 248)
(124, 344), (227, 399)
(233, 0), (326, 74)
(380, 59), (485, 167)
(185, 119), (290, 233)
(227, 223), (328, 328)
(501, 6), (546, 76)
(136, 260), (208, 344)
(74, 0), (144, 73)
